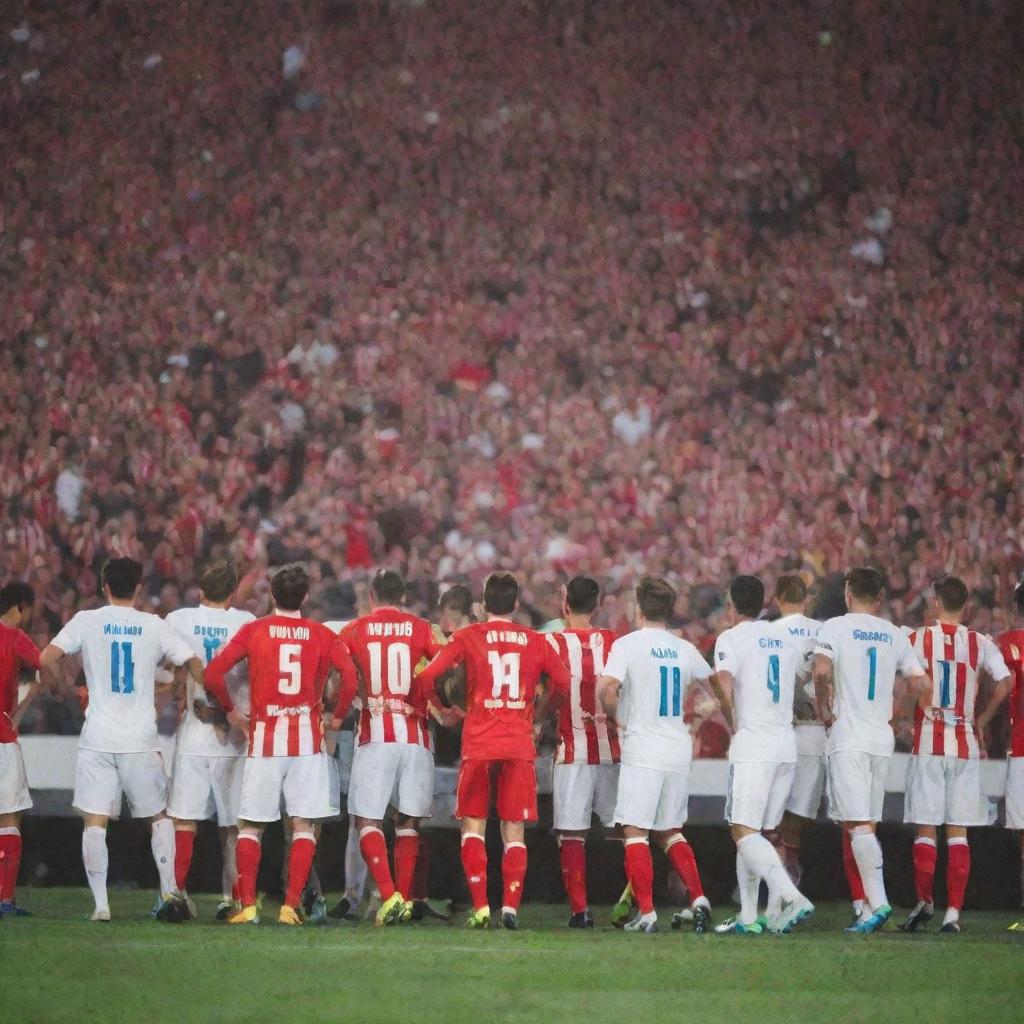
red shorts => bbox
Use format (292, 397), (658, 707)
(456, 758), (537, 822)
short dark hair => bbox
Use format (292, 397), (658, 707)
(636, 576), (675, 623)
(102, 558), (143, 600)
(370, 569), (405, 605)
(1015, 580), (1024, 616)
(846, 566), (884, 602)
(199, 560), (238, 603)
(934, 575), (969, 613)
(774, 574), (807, 606)
(730, 575), (765, 618)
(483, 571), (518, 616)
(565, 576), (600, 615)
(0, 582), (34, 616)
(438, 584), (472, 618)
(271, 564), (310, 612)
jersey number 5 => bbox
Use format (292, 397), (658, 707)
(488, 651), (521, 700)
(278, 644), (302, 695)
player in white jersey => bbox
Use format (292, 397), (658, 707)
(164, 561), (255, 920)
(813, 567), (928, 933)
(769, 576), (824, 883)
(39, 558), (205, 922)
(597, 577), (715, 934)
(711, 576), (814, 935)
(899, 575), (1011, 934)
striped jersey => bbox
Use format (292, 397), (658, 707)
(340, 607), (440, 750)
(909, 622), (1009, 759)
(997, 628), (1024, 758)
(548, 628), (620, 765)
(205, 612), (358, 758)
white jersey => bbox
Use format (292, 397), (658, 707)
(714, 619), (800, 763)
(776, 613), (821, 723)
(52, 606), (195, 753)
(165, 606), (255, 757)
(604, 627), (712, 773)
(815, 612), (924, 757)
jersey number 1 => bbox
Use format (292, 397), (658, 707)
(766, 654), (780, 704)
(866, 646), (877, 701)
(659, 665), (681, 717)
(110, 642), (135, 694)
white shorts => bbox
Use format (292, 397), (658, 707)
(347, 742), (434, 820)
(727, 761), (795, 831)
(167, 754), (244, 827)
(553, 762), (619, 831)
(326, 754), (342, 818)
(0, 742), (31, 815)
(904, 754), (986, 826)
(827, 750), (888, 823)
(238, 754), (334, 822)
(613, 763), (690, 832)
(73, 748), (167, 819)
(786, 753), (827, 820)
(1004, 758), (1024, 830)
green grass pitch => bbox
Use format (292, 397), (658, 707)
(1, 890), (1020, 1024)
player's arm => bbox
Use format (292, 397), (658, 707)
(596, 673), (622, 721)
(539, 639), (570, 715)
(415, 634), (466, 707)
(329, 639), (360, 727)
(895, 635), (930, 708)
(205, 627), (250, 726)
(812, 653), (835, 728)
(974, 638), (1013, 744)
(709, 670), (735, 731)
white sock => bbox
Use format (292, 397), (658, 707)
(942, 906), (960, 925)
(82, 826), (109, 913)
(850, 829), (889, 911)
(221, 831), (238, 902)
(735, 848), (760, 924)
(150, 818), (178, 898)
(344, 823), (368, 902)
(738, 833), (801, 906)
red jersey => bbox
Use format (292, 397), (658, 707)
(998, 628), (1024, 758)
(0, 623), (41, 744)
(548, 628), (621, 765)
(416, 619), (570, 761)
(340, 607), (440, 749)
(909, 622), (1008, 759)
(206, 613), (357, 758)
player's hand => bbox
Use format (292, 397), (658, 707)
(227, 708), (249, 732)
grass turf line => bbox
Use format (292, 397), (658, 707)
(0, 890), (1020, 1024)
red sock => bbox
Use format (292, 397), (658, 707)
(913, 837), (937, 904)
(359, 827), (396, 901)
(946, 839), (970, 910)
(174, 830), (195, 892)
(665, 836), (704, 901)
(285, 833), (316, 909)
(0, 829), (22, 902)
(842, 830), (865, 903)
(559, 838), (588, 914)
(411, 834), (429, 902)
(624, 839), (654, 915)
(235, 833), (261, 908)
(461, 834), (489, 912)
(394, 829), (419, 900)
(501, 842), (527, 912)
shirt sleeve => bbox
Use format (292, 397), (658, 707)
(51, 613), (85, 656)
(814, 620), (836, 661)
(895, 632), (925, 676)
(713, 631), (737, 675)
(541, 634), (571, 702)
(205, 625), (251, 712)
(688, 644), (713, 682)
(330, 638), (359, 719)
(414, 631), (465, 701)
(15, 631), (42, 671)
(158, 618), (197, 667)
(979, 635), (1011, 681)
(420, 619), (442, 660)
(603, 637), (629, 683)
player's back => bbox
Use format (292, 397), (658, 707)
(238, 614), (338, 757)
(606, 627), (711, 773)
(341, 606), (438, 746)
(998, 628), (1024, 757)
(550, 627), (619, 765)
(456, 620), (557, 761)
(716, 619), (799, 761)
(54, 606), (181, 752)
(166, 605), (255, 755)
(818, 612), (917, 756)
(776, 613), (820, 721)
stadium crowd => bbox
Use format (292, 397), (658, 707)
(2, 1), (1022, 749)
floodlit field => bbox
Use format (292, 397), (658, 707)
(0, 890), (1020, 1024)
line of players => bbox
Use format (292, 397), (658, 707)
(0, 558), (1022, 933)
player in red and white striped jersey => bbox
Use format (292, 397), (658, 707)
(205, 565), (358, 926)
(547, 576), (619, 928)
(997, 581), (1024, 931)
(340, 570), (441, 926)
(900, 576), (1010, 934)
